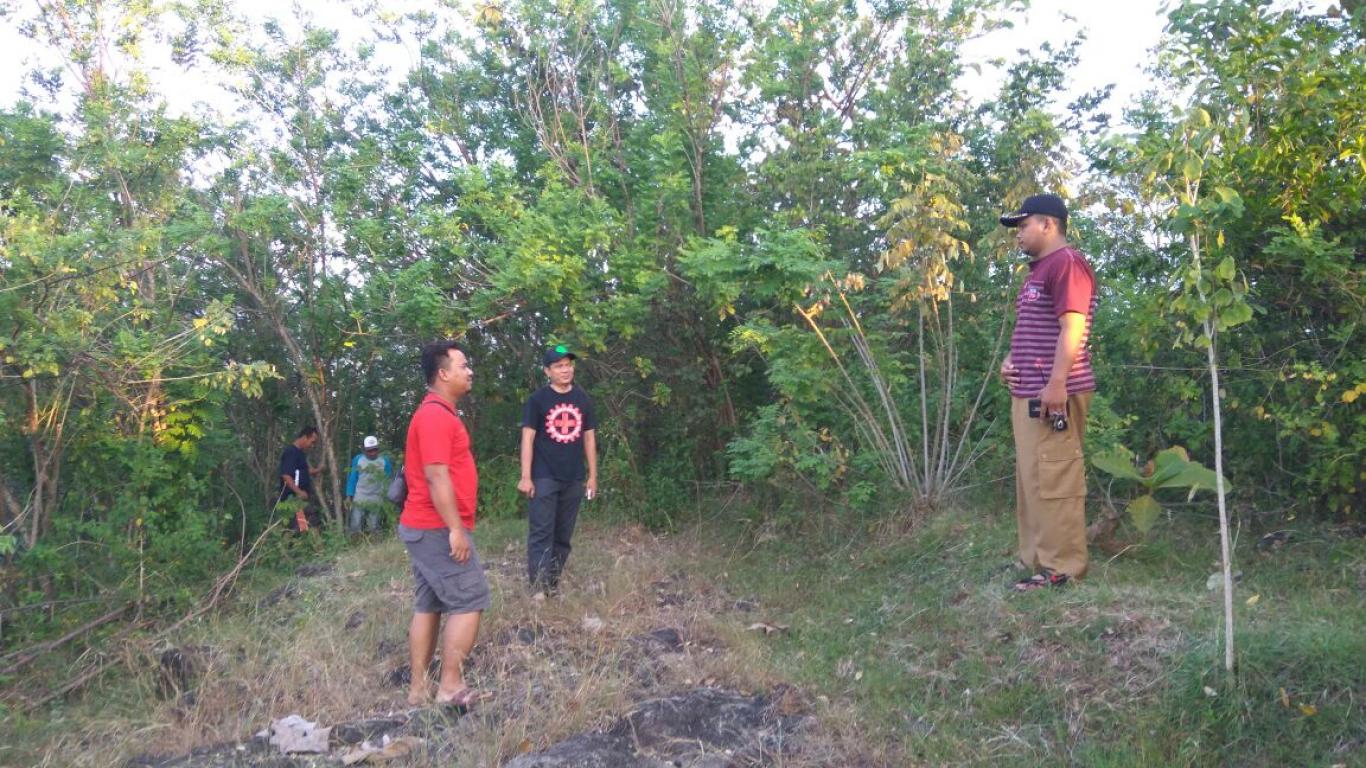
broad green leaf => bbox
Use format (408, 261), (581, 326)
(1182, 155), (1203, 182)
(1147, 446), (1191, 486)
(1127, 494), (1163, 534)
(1150, 446), (1229, 492)
(1215, 256), (1236, 281)
(1219, 302), (1254, 328)
(1091, 447), (1145, 481)
(1212, 186), (1240, 204)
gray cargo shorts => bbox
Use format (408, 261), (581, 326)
(397, 524), (491, 615)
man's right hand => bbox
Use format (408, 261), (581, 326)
(517, 477), (535, 498)
(295, 490), (309, 500)
(1000, 360), (1021, 391)
(449, 527), (471, 563)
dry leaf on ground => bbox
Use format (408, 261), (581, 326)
(746, 622), (789, 635)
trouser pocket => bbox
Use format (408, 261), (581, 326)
(1038, 432), (1086, 500)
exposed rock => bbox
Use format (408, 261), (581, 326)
(158, 646), (213, 697)
(654, 592), (685, 608)
(124, 736), (280, 767)
(384, 660), (440, 689)
(634, 627), (684, 656)
(375, 638), (404, 659)
(493, 624), (545, 646)
(504, 732), (660, 768)
(510, 688), (809, 768)
(612, 688), (768, 754)
(1255, 530), (1291, 552)
(383, 663), (413, 689)
(329, 717), (406, 746)
(295, 562), (334, 578)
(257, 583), (298, 609)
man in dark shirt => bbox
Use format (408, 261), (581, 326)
(518, 345), (598, 599)
(279, 426), (325, 531)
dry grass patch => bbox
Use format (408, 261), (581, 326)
(12, 519), (818, 766)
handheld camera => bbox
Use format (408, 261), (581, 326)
(1027, 399), (1068, 432)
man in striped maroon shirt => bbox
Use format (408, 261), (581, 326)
(998, 193), (1098, 591)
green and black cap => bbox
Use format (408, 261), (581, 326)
(543, 344), (577, 366)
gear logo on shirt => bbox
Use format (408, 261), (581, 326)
(545, 403), (584, 444)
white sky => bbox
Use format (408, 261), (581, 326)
(0, 0), (1335, 131)
(958, 0), (1170, 111)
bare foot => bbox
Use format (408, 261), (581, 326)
(435, 686), (492, 709)
(433, 684), (466, 705)
(407, 688), (432, 707)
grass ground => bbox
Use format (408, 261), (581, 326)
(689, 506), (1366, 766)
(2, 502), (1362, 767)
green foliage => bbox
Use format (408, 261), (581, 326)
(1097, 0), (1366, 519)
(0, 0), (1361, 669)
(1091, 445), (1228, 534)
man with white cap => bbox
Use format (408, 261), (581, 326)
(346, 434), (394, 533)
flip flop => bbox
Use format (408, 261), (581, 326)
(435, 687), (492, 711)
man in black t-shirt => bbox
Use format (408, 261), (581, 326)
(279, 425), (325, 531)
(519, 345), (598, 598)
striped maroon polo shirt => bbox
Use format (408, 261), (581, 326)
(1008, 246), (1098, 398)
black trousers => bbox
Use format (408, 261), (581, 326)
(526, 477), (584, 589)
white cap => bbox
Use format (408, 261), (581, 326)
(362, 435), (379, 449)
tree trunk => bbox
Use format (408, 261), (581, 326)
(221, 233), (345, 526)
(1204, 318), (1236, 676)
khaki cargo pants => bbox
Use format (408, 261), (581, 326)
(1011, 392), (1092, 579)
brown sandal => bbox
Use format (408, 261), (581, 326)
(1012, 570), (1069, 591)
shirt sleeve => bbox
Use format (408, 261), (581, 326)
(582, 393), (598, 431)
(383, 457), (393, 479)
(279, 448), (295, 480)
(1049, 252), (1095, 317)
(417, 409), (455, 467)
(345, 454), (360, 497)
(521, 394), (538, 429)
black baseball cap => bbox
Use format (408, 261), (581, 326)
(999, 193), (1069, 227)
(543, 344), (576, 366)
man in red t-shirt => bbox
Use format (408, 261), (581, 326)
(397, 341), (490, 708)
(998, 194), (1098, 591)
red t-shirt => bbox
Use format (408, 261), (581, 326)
(399, 393), (478, 531)
(1008, 246), (1098, 397)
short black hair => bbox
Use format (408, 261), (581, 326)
(297, 426), (319, 439)
(1045, 214), (1067, 237)
(421, 340), (466, 385)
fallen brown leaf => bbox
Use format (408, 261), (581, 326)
(746, 622), (789, 635)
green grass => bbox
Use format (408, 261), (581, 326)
(697, 507), (1366, 766)
(2, 499), (1361, 767)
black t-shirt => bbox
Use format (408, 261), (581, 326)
(278, 444), (313, 501)
(521, 384), (597, 482)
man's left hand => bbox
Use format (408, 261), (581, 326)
(585, 477), (597, 501)
(449, 527), (471, 563)
(1039, 380), (1068, 421)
